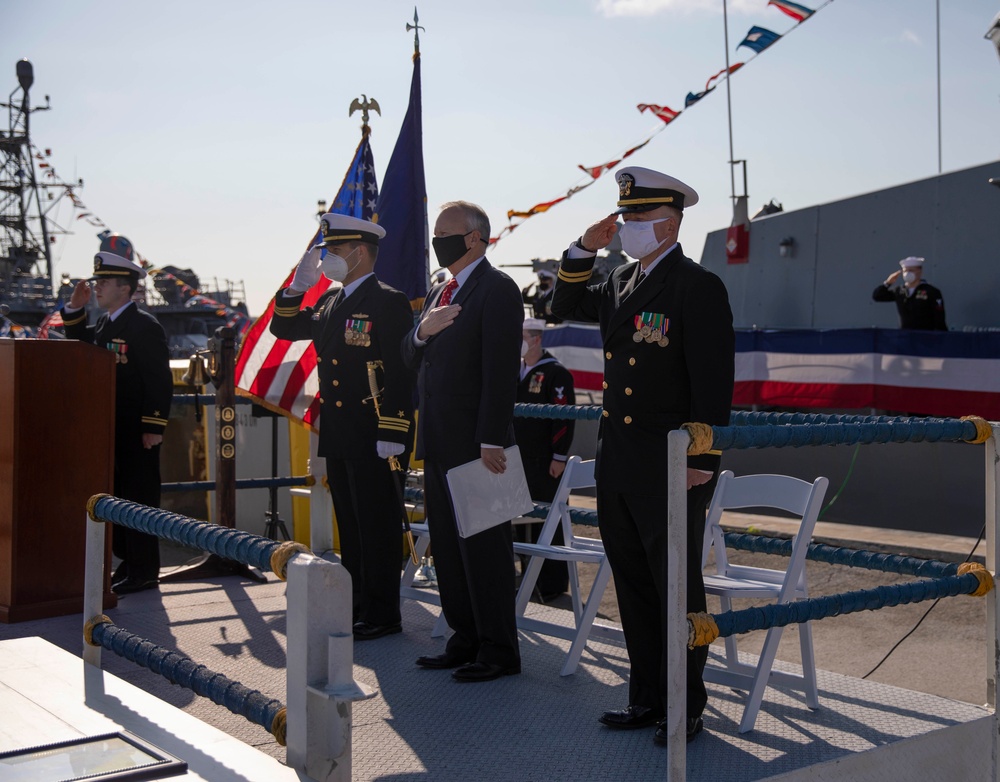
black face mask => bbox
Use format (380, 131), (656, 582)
(432, 231), (475, 268)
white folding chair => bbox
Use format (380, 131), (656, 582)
(701, 469), (829, 733)
(513, 456), (622, 675)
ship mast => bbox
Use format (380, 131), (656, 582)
(0, 59), (75, 308)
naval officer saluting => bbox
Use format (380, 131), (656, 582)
(63, 234), (173, 595)
(551, 167), (735, 745)
(270, 213), (416, 639)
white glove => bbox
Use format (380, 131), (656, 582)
(377, 440), (405, 459)
(289, 246), (322, 292)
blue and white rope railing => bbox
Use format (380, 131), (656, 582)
(83, 494), (373, 782)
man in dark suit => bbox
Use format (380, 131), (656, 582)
(402, 200), (524, 682)
(270, 213), (415, 640)
(513, 317), (575, 600)
(63, 234), (173, 595)
(872, 256), (947, 330)
(552, 167), (735, 745)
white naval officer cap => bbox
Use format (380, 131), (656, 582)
(614, 166), (699, 214)
(899, 256), (926, 269)
(314, 213), (386, 250)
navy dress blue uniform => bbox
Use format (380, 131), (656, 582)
(513, 347), (575, 596)
(63, 249), (172, 586)
(872, 282), (947, 330)
(270, 235), (415, 630)
(552, 167), (735, 730)
(402, 258), (524, 670)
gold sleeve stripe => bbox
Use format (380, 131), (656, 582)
(62, 311), (87, 326)
(707, 449), (722, 456)
(273, 305), (301, 317)
(379, 416), (410, 425)
(142, 416), (168, 426)
(558, 269), (593, 283)
(378, 421), (411, 432)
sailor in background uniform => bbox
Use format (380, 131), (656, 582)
(551, 166), (735, 745)
(872, 256), (947, 330)
(521, 268), (562, 324)
(270, 213), (415, 640)
(63, 234), (173, 595)
(513, 317), (575, 600)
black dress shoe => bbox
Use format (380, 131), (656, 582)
(353, 621), (402, 640)
(653, 717), (704, 746)
(598, 705), (665, 730)
(415, 653), (474, 670)
(451, 661), (521, 682)
(112, 577), (158, 595)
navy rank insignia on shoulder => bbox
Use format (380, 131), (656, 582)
(634, 312), (669, 347)
(529, 371), (545, 394)
(344, 318), (372, 347)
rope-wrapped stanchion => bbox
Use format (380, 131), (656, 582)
(270, 541), (312, 581)
(89, 620), (286, 742)
(89, 495), (285, 574)
(689, 570), (994, 647)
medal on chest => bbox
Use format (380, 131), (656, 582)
(633, 312), (669, 347)
(529, 371), (544, 394)
(107, 338), (129, 364)
(344, 317), (372, 347)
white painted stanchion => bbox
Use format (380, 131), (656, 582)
(986, 433), (1000, 782)
(307, 451), (335, 556)
(285, 553), (375, 782)
(666, 430), (689, 782)
(82, 511), (106, 667)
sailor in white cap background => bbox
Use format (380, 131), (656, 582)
(270, 213), (415, 640)
(551, 165), (735, 745)
(520, 262), (562, 324)
(62, 233), (173, 595)
(872, 256), (947, 330)
(512, 317), (575, 601)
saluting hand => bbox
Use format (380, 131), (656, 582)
(69, 279), (92, 309)
(884, 270), (902, 287)
(417, 304), (461, 340)
(580, 214), (619, 252)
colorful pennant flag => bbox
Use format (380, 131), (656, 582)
(704, 63), (744, 92)
(373, 51), (429, 311)
(636, 103), (679, 124)
(768, 0), (814, 23)
(685, 90), (712, 108)
(738, 26), (781, 53)
(235, 134), (379, 428)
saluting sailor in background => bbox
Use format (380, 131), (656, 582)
(872, 256), (948, 331)
(63, 234), (173, 595)
(270, 213), (415, 640)
(552, 166), (735, 746)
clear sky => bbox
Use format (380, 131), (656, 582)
(3, 0), (998, 315)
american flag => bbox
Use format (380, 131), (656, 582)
(234, 136), (378, 428)
(38, 307), (65, 339)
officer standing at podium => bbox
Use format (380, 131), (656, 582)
(63, 234), (173, 595)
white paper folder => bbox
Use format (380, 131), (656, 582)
(445, 446), (535, 538)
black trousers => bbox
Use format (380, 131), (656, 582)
(423, 460), (520, 667)
(113, 441), (162, 582)
(596, 476), (716, 719)
(327, 455), (405, 627)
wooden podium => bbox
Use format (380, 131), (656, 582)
(0, 339), (118, 622)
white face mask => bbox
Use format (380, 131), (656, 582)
(320, 247), (359, 282)
(619, 218), (668, 260)
(902, 271), (917, 285)
(520, 339), (530, 357)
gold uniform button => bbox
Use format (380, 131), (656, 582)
(605, 351), (612, 360)
(602, 410), (609, 418)
(316, 357), (321, 363)
(624, 416), (633, 424)
(629, 357), (636, 366)
(602, 381), (608, 390)
(319, 398), (324, 404)
(335, 400), (343, 408)
(332, 359), (339, 366)
(625, 387), (633, 396)
(332, 380), (339, 387)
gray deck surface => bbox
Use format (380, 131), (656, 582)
(0, 559), (989, 782)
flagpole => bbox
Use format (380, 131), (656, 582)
(722, 0), (736, 204)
